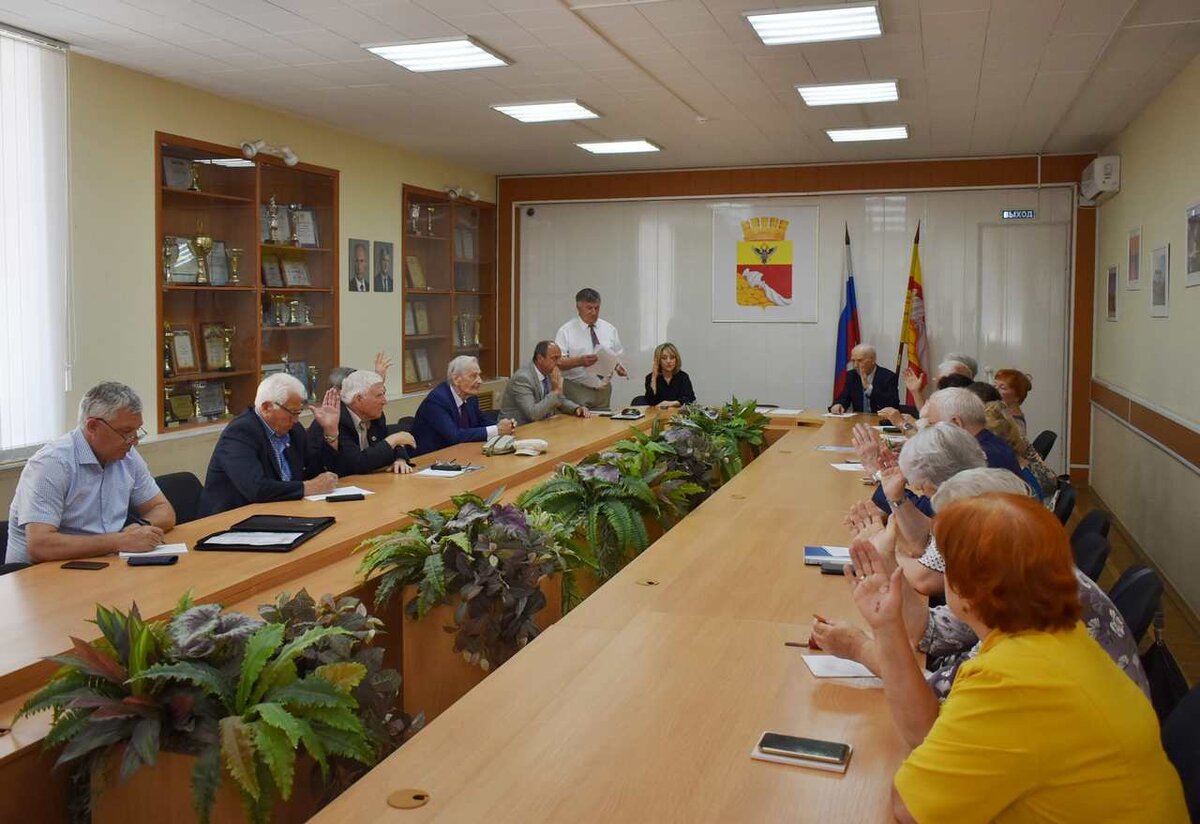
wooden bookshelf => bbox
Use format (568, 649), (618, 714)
(155, 132), (339, 433)
(400, 185), (496, 392)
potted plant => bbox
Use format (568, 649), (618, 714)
(667, 397), (768, 483)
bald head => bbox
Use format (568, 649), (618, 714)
(851, 344), (877, 375)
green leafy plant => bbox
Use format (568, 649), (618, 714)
(600, 422), (707, 528)
(667, 397), (768, 483)
(358, 491), (578, 671)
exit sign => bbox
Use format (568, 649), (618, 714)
(1002, 209), (1036, 220)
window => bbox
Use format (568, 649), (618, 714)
(0, 26), (69, 460)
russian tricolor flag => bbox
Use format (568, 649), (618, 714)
(832, 224), (861, 402)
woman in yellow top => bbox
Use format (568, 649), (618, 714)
(847, 493), (1186, 823)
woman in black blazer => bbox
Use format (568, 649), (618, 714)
(644, 342), (696, 408)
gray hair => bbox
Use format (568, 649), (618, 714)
(340, 370), (384, 404)
(898, 422), (987, 487)
(926, 387), (987, 427)
(255, 372), (306, 407)
(931, 467), (1031, 512)
(851, 343), (876, 358)
(575, 287), (601, 304)
(78, 382), (142, 425)
(943, 352), (978, 378)
(447, 355), (480, 380)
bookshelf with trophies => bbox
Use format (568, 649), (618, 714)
(155, 132), (339, 434)
(401, 184), (496, 393)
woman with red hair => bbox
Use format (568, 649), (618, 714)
(993, 368), (1033, 435)
(851, 493), (1186, 822)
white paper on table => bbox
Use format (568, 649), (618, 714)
(802, 654), (881, 681)
(815, 445), (856, 453)
(203, 531), (304, 547)
(304, 485), (375, 502)
(762, 407), (803, 416)
(120, 542), (188, 559)
(830, 462), (864, 472)
(415, 468), (466, 478)
(822, 412), (856, 418)
(592, 346), (629, 382)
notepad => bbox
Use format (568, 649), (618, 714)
(815, 445), (856, 453)
(202, 531), (304, 547)
(830, 462), (864, 472)
(762, 407), (803, 416)
(822, 412), (856, 418)
(119, 542), (188, 560)
(803, 545), (851, 565)
(802, 654), (879, 680)
(415, 468), (467, 478)
(304, 485), (374, 502)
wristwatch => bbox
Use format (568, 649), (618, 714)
(323, 433), (338, 446)
(888, 496), (910, 511)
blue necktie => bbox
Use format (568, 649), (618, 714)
(542, 376), (550, 396)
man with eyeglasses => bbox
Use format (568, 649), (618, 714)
(198, 372), (341, 517)
(6, 381), (176, 565)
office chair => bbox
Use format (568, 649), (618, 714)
(1072, 532), (1110, 583)
(1108, 565), (1163, 644)
(1031, 430), (1057, 460)
(154, 472), (204, 526)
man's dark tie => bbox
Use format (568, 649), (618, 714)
(458, 403), (469, 428)
(589, 324), (600, 347)
(542, 376), (550, 396)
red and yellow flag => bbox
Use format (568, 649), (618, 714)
(895, 224), (929, 406)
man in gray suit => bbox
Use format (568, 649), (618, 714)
(501, 340), (590, 425)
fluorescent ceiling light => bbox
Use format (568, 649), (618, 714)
(826, 125), (908, 142)
(492, 100), (600, 123)
(203, 158), (255, 168)
(576, 140), (661, 154)
(364, 37), (508, 72)
(746, 3), (882, 46)
(798, 80), (897, 106)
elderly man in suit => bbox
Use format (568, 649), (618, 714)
(313, 369), (416, 475)
(198, 373), (340, 516)
(829, 344), (900, 414)
(501, 341), (590, 425)
(411, 356), (516, 456)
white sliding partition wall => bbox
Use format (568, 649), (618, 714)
(518, 187), (1074, 471)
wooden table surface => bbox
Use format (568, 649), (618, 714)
(312, 416), (906, 823)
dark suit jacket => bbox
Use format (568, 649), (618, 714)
(830, 367), (901, 413)
(198, 407), (336, 517)
(312, 405), (410, 476)
(410, 381), (497, 456)
(374, 273), (393, 292)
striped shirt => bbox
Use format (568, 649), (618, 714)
(6, 428), (160, 564)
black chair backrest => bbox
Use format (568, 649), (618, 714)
(0, 562), (28, 576)
(1108, 565), (1163, 644)
(155, 472), (204, 526)
(631, 395), (649, 406)
(1071, 508), (1112, 542)
(1162, 682), (1200, 821)
(396, 416), (415, 433)
(1031, 430), (1056, 460)
(1053, 484), (1077, 524)
(1072, 532), (1110, 583)
(0, 519), (7, 564)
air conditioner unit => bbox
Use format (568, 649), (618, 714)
(1080, 156), (1119, 203)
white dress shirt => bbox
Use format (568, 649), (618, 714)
(555, 316), (623, 388)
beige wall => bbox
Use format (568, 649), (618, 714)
(1093, 53), (1200, 608)
(3, 54), (501, 517)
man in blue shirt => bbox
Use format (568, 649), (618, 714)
(6, 382), (176, 564)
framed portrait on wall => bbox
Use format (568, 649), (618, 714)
(348, 238), (370, 292)
(1151, 244), (1169, 318)
(1186, 201), (1200, 287)
(1106, 265), (1118, 321)
(1127, 227), (1142, 290)
(374, 241), (395, 292)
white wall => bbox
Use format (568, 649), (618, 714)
(519, 187), (1074, 468)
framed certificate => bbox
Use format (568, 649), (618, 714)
(406, 255), (427, 288)
(292, 209), (320, 247)
(166, 236), (198, 283)
(162, 157), (192, 190)
(194, 381), (226, 420)
(281, 258), (311, 287)
(167, 323), (198, 374)
(209, 241), (230, 286)
(262, 256), (284, 287)
(200, 322), (229, 372)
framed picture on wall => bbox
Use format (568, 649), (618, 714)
(1127, 227), (1142, 290)
(348, 238), (370, 292)
(1106, 265), (1118, 321)
(1151, 244), (1170, 318)
(374, 241), (394, 292)
(1186, 200), (1200, 287)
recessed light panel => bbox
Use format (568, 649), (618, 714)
(746, 3), (882, 46)
(798, 80), (897, 106)
(492, 101), (600, 123)
(826, 125), (908, 142)
(576, 140), (661, 154)
(365, 37), (508, 72)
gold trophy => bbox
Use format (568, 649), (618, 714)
(287, 299), (301, 326)
(188, 221), (214, 285)
(227, 248), (242, 285)
(163, 387), (176, 426)
(187, 162), (201, 192)
(307, 366), (319, 401)
(267, 195), (282, 244)
(220, 324), (235, 371)
(270, 294), (288, 326)
(163, 322), (175, 377)
(162, 239), (177, 284)
(287, 203), (302, 246)
(222, 384), (232, 416)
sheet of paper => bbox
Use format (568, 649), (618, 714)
(815, 445), (856, 453)
(822, 411), (856, 418)
(203, 531), (304, 546)
(802, 654), (880, 680)
(415, 468), (466, 478)
(830, 462), (864, 472)
(593, 346), (628, 381)
(119, 542), (188, 560)
(762, 407), (803, 416)
(304, 485), (375, 502)
(804, 545), (851, 559)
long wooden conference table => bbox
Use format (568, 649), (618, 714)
(0, 408), (899, 821)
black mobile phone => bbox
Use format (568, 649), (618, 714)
(819, 562), (846, 576)
(880, 425), (902, 434)
(61, 560), (109, 570)
(325, 493), (365, 502)
(758, 732), (852, 765)
(127, 555), (178, 567)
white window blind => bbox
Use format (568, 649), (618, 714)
(0, 27), (69, 461)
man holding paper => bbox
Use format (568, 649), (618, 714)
(554, 287), (625, 410)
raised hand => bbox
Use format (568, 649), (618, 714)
(902, 366), (925, 393)
(550, 366), (563, 393)
(847, 540), (905, 630)
(310, 387), (341, 434)
(879, 464), (908, 503)
(374, 351), (394, 378)
(851, 422), (882, 473)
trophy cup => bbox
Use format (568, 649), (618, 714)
(163, 387), (176, 427)
(267, 195), (282, 244)
(301, 301), (313, 326)
(307, 365), (319, 401)
(187, 162), (201, 192)
(287, 300), (301, 326)
(270, 294), (287, 326)
(188, 222), (214, 285)
(220, 324), (235, 371)
(409, 203), (421, 236)
(287, 203), (301, 246)
(162, 239), (177, 284)
(227, 248), (242, 285)
(472, 314), (481, 346)
(222, 384), (232, 416)
(163, 322), (175, 378)
(425, 205), (435, 235)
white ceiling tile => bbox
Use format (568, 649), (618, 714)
(921, 10), (988, 60)
(1127, 0), (1200, 26)
(1038, 33), (1109, 72)
(1054, 0), (1135, 35)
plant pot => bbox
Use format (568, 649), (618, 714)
(91, 748), (321, 824)
(400, 574), (562, 722)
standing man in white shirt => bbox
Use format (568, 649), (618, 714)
(554, 287), (625, 409)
